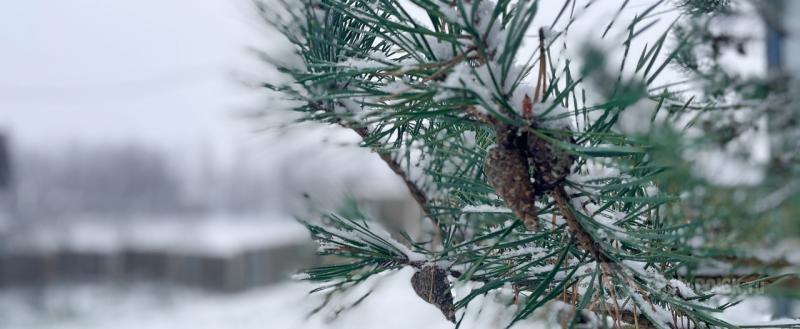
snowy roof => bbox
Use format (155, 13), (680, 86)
(0, 214), (309, 257)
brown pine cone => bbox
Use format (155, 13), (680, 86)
(483, 145), (540, 231)
(411, 265), (455, 322)
(527, 132), (574, 192)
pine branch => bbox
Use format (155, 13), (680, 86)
(262, 0), (800, 327)
(300, 100), (434, 217)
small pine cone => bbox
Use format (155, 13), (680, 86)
(411, 265), (455, 322)
(484, 146), (540, 231)
(527, 133), (574, 191)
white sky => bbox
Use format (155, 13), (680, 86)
(0, 0), (271, 159)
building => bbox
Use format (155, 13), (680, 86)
(761, 0), (797, 318)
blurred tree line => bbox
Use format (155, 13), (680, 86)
(10, 143), (275, 220)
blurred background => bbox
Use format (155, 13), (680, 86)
(0, 0), (791, 328)
(0, 1), (439, 328)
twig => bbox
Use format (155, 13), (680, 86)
(350, 125), (433, 219)
(533, 28), (548, 104)
(305, 100), (434, 219)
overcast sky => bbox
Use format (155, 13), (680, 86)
(0, 0), (274, 160)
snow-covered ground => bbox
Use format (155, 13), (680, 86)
(0, 268), (452, 329)
(0, 267), (793, 329)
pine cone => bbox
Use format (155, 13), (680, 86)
(483, 145), (540, 231)
(411, 265), (455, 322)
(527, 132), (574, 192)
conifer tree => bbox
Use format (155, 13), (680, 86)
(258, 0), (799, 328)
